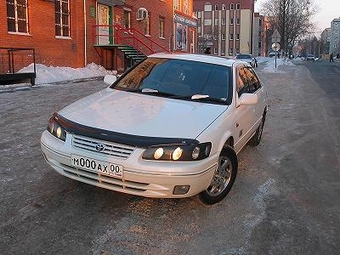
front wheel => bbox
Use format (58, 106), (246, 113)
(249, 114), (266, 146)
(199, 146), (238, 205)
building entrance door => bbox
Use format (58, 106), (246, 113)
(97, 4), (110, 45)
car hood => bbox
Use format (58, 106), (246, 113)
(58, 88), (228, 139)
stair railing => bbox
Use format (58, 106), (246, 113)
(93, 23), (171, 56)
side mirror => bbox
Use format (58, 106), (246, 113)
(238, 93), (258, 106)
(104, 75), (117, 85)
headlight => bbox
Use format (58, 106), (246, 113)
(142, 142), (211, 161)
(47, 116), (66, 141)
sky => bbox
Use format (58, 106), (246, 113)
(255, 0), (340, 34)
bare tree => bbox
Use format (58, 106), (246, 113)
(260, 0), (317, 55)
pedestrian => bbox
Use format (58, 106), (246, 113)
(330, 52), (334, 62)
(204, 47), (211, 54)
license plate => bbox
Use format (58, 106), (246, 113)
(71, 155), (123, 179)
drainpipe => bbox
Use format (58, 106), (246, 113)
(83, 0), (87, 66)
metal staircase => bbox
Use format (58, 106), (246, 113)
(117, 45), (146, 64)
(93, 23), (170, 68)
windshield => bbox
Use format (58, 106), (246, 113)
(236, 54), (252, 59)
(111, 58), (232, 104)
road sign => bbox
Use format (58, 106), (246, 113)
(272, 29), (281, 43)
(271, 42), (280, 52)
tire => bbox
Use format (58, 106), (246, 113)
(199, 146), (238, 205)
(250, 113), (266, 146)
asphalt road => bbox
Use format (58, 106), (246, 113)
(0, 59), (339, 255)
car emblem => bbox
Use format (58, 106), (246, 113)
(95, 143), (105, 152)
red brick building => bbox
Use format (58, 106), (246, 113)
(0, 0), (197, 75)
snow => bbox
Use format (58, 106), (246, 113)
(259, 56), (295, 74)
(19, 62), (117, 85)
(0, 57), (294, 91)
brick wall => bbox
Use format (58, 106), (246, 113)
(125, 0), (173, 51)
(0, 0), (87, 68)
(0, 1), (196, 71)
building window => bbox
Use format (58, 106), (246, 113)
(236, 18), (240, 25)
(222, 18), (226, 25)
(214, 48), (218, 54)
(159, 17), (164, 38)
(236, 34), (240, 40)
(222, 4), (226, 10)
(236, 3), (240, 9)
(55, 0), (70, 37)
(7, 0), (29, 33)
(222, 33), (225, 40)
(174, 0), (180, 11)
(204, 3), (212, 11)
(230, 3), (234, 10)
(183, 0), (190, 14)
(144, 15), (150, 35)
(124, 10), (131, 29)
(204, 19), (212, 26)
(230, 34), (234, 40)
(229, 48), (233, 55)
(215, 4), (218, 11)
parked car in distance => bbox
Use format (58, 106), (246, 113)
(41, 53), (268, 205)
(235, 53), (258, 67)
(306, 54), (315, 61)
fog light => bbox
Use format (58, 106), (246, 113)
(173, 185), (190, 195)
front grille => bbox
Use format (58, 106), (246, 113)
(60, 163), (149, 193)
(72, 134), (135, 159)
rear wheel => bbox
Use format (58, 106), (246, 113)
(199, 146), (238, 205)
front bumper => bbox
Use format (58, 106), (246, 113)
(41, 131), (218, 198)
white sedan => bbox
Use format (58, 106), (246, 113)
(41, 53), (268, 204)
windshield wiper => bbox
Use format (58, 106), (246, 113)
(190, 94), (227, 103)
(191, 94), (210, 100)
(123, 88), (158, 93)
(125, 88), (177, 97)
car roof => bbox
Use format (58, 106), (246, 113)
(148, 53), (236, 67)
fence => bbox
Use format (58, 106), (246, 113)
(0, 47), (36, 85)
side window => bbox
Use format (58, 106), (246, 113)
(245, 67), (261, 93)
(237, 67), (248, 96)
(237, 66), (261, 96)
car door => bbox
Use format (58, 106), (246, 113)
(233, 65), (256, 152)
(244, 66), (266, 129)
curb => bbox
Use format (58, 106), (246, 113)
(0, 76), (105, 93)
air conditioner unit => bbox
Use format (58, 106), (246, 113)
(136, 8), (148, 21)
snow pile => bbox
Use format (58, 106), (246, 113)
(19, 62), (117, 85)
(1, 57), (294, 90)
(261, 57), (295, 73)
